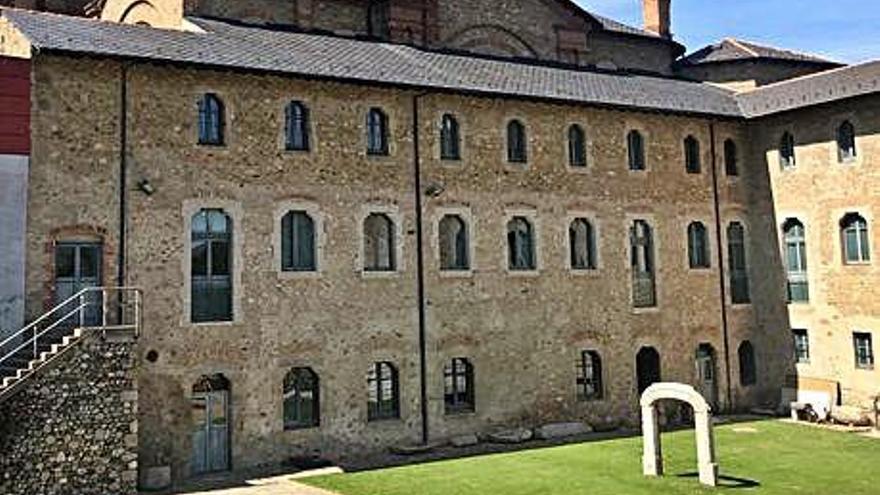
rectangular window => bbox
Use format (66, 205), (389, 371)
(853, 332), (874, 369)
(793, 329), (810, 364)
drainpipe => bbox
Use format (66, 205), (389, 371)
(117, 62), (130, 309)
(412, 92), (430, 445)
(708, 122), (733, 411)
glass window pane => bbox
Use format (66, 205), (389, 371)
(191, 240), (208, 276)
(55, 246), (76, 278)
(79, 246), (100, 279)
(211, 241), (230, 275)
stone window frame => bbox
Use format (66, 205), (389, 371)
(361, 102), (397, 161)
(826, 112), (864, 167)
(181, 199), (244, 327)
(273, 359), (324, 435)
(365, 357), (404, 424)
(503, 207), (541, 276)
(623, 123), (651, 174)
(562, 121), (594, 174)
(432, 206), (476, 278)
(833, 206), (873, 267)
(272, 199), (325, 280)
(792, 328), (811, 365)
(442, 356), (476, 416)
(777, 129), (797, 171)
(564, 211), (602, 275)
(358, 204), (404, 278)
(683, 217), (713, 272)
(853, 331), (875, 370)
(435, 110), (466, 163)
(721, 135), (741, 179)
(625, 213), (661, 314)
(193, 89), (233, 150)
(780, 216), (810, 304)
(724, 215), (752, 308)
(575, 347), (605, 402)
(277, 96), (318, 155)
(502, 115), (530, 168)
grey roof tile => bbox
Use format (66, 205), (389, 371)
(681, 38), (839, 66)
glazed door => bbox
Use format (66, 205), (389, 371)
(191, 391), (230, 474)
(54, 242), (102, 326)
(696, 348), (718, 409)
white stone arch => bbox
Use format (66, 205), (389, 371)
(640, 382), (718, 487)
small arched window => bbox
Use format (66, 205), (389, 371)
(507, 120), (528, 163)
(191, 209), (232, 323)
(569, 218), (596, 270)
(577, 350), (603, 400)
(285, 101), (310, 151)
(367, 362), (400, 421)
(568, 124), (587, 167)
(631, 220), (655, 308)
(367, 108), (389, 156)
(837, 121), (857, 163)
(627, 130), (645, 171)
(283, 367), (320, 430)
(738, 341), (757, 387)
(728, 222), (750, 304)
(440, 114), (461, 160)
(281, 211), (316, 272)
(444, 357), (474, 414)
(684, 135), (701, 174)
(724, 139), (739, 176)
(507, 216), (535, 270)
(439, 214), (469, 271)
(783, 218), (809, 302)
(688, 221), (710, 269)
(198, 93), (225, 145)
(841, 213), (870, 264)
(779, 132), (796, 169)
(364, 213), (395, 271)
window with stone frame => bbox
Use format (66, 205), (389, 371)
(281, 210), (316, 272)
(576, 350), (603, 400)
(793, 329), (810, 364)
(367, 362), (400, 421)
(853, 332), (874, 369)
(727, 222), (750, 304)
(779, 131), (796, 169)
(568, 124), (587, 167)
(440, 113), (461, 161)
(684, 135), (701, 174)
(439, 214), (469, 271)
(841, 213), (871, 264)
(630, 220), (656, 308)
(724, 139), (739, 176)
(687, 221), (710, 269)
(191, 209), (233, 323)
(783, 218), (809, 303)
(364, 213), (396, 272)
(837, 120), (857, 163)
(284, 100), (311, 151)
(738, 341), (757, 386)
(366, 107), (389, 156)
(627, 130), (646, 171)
(444, 357), (475, 414)
(198, 93), (225, 146)
(507, 119), (528, 163)
(569, 218), (597, 270)
(507, 216), (536, 271)
(283, 367), (320, 430)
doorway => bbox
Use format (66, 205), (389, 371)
(191, 374), (230, 475)
(695, 344), (719, 410)
(636, 346), (662, 394)
(54, 241), (102, 325)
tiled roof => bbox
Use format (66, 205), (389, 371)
(0, 8), (743, 117)
(737, 61), (880, 118)
(680, 38), (839, 67)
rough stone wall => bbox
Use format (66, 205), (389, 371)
(677, 60), (837, 90)
(752, 95), (880, 408)
(22, 54), (788, 486)
(0, 333), (139, 495)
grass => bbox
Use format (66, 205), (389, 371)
(304, 421), (878, 495)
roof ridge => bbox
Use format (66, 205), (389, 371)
(730, 37), (836, 64)
(725, 38), (760, 57)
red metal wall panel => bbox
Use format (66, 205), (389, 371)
(0, 56), (31, 155)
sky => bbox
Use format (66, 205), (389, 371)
(577, 0), (880, 63)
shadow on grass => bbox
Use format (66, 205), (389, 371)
(675, 472), (761, 489)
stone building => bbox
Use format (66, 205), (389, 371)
(0, 0), (876, 490)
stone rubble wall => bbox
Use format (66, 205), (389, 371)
(0, 332), (138, 495)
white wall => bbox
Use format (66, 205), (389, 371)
(0, 154), (28, 339)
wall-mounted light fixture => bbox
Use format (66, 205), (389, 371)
(137, 179), (155, 196)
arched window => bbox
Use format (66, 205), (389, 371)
(439, 214), (469, 271)
(684, 135), (701, 174)
(688, 221), (710, 269)
(568, 124), (587, 167)
(198, 93), (225, 145)
(627, 130), (645, 171)
(444, 357), (474, 414)
(841, 213), (870, 264)
(281, 211), (316, 272)
(440, 114), (461, 160)
(738, 341), (757, 386)
(724, 139), (738, 176)
(779, 132), (796, 169)
(285, 101), (310, 151)
(367, 108), (389, 155)
(367, 362), (400, 421)
(283, 367), (320, 429)
(838, 121), (857, 163)
(507, 216), (535, 270)
(364, 213), (395, 271)
(631, 220), (655, 308)
(728, 222), (750, 304)
(569, 218), (596, 270)
(636, 346), (661, 394)
(783, 219), (809, 302)
(507, 120), (528, 163)
(577, 350), (603, 400)
(191, 209), (232, 323)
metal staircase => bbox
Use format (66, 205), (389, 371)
(0, 287), (142, 403)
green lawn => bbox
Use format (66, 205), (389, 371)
(305, 421), (878, 495)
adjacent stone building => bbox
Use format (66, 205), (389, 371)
(0, 0), (877, 490)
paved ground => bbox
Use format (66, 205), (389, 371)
(171, 469), (342, 495)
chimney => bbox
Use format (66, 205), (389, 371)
(643, 0), (671, 39)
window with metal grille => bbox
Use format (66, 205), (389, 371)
(444, 358), (474, 414)
(779, 132), (796, 169)
(367, 362), (400, 421)
(841, 213), (870, 264)
(727, 222), (750, 304)
(281, 211), (316, 272)
(284, 101), (310, 151)
(793, 329), (810, 364)
(783, 219), (809, 303)
(684, 135), (701, 174)
(738, 341), (757, 386)
(283, 367), (320, 430)
(364, 213), (395, 271)
(198, 93), (225, 145)
(439, 214), (469, 271)
(631, 220), (656, 308)
(569, 218), (596, 270)
(724, 139), (738, 176)
(507, 120), (528, 163)
(366, 108), (389, 155)
(440, 114), (461, 160)
(191, 209), (233, 323)
(507, 216), (535, 270)
(568, 124), (587, 167)
(627, 130), (645, 171)
(576, 350), (603, 400)
(837, 121), (857, 163)
(853, 332), (874, 369)
(687, 221), (710, 269)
